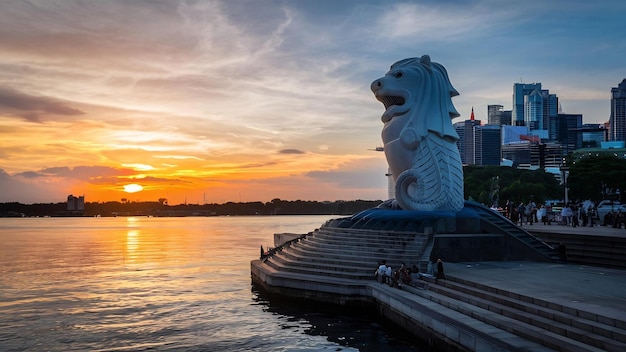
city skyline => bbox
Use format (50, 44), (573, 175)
(1, 0), (625, 204)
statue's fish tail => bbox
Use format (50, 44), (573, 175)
(395, 134), (463, 212)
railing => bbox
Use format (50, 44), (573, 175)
(260, 234), (308, 262)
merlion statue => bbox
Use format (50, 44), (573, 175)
(371, 55), (464, 212)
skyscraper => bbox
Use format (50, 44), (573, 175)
(543, 90), (559, 139)
(610, 79), (626, 142)
(557, 113), (583, 155)
(513, 83), (559, 141)
(513, 83), (542, 126)
(474, 125), (502, 166)
(454, 113), (481, 165)
(488, 105), (503, 125)
(524, 89), (543, 130)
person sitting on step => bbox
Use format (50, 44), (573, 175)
(385, 265), (393, 286)
(375, 260), (388, 283)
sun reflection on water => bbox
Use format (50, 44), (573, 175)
(126, 230), (140, 259)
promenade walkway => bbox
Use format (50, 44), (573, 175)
(523, 222), (626, 238)
(442, 223), (626, 319)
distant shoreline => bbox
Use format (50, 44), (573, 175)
(0, 199), (382, 218)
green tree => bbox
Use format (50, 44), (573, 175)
(567, 155), (626, 202)
(464, 165), (561, 206)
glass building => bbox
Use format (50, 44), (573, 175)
(513, 83), (542, 126)
(557, 113), (583, 154)
(474, 125), (502, 166)
(610, 79), (626, 142)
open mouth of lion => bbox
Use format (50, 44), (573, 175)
(377, 95), (405, 110)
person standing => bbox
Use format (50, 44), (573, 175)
(517, 202), (525, 226)
(435, 259), (446, 283)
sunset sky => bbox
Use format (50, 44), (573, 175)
(1, 0), (624, 205)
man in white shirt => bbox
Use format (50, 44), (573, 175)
(375, 260), (388, 283)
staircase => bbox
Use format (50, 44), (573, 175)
(464, 201), (560, 260)
(262, 226), (431, 280)
(404, 275), (626, 352)
(253, 223), (626, 351)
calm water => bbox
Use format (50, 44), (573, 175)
(0, 216), (424, 351)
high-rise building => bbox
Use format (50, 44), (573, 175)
(513, 83), (558, 140)
(67, 194), (85, 211)
(543, 90), (559, 139)
(488, 105), (503, 125)
(501, 110), (512, 126)
(610, 78), (626, 142)
(525, 89), (543, 130)
(454, 112), (481, 165)
(557, 113), (583, 155)
(513, 83), (542, 126)
(474, 125), (501, 166)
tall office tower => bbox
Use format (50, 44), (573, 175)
(454, 112), (481, 165)
(513, 83), (542, 126)
(557, 113), (583, 154)
(524, 89), (543, 130)
(514, 83), (557, 140)
(488, 105), (503, 125)
(501, 110), (512, 125)
(543, 90), (559, 139)
(474, 125), (502, 166)
(610, 79), (626, 142)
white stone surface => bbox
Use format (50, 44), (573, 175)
(371, 55), (464, 212)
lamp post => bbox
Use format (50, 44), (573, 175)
(560, 165), (569, 205)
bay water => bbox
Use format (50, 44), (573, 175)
(0, 216), (424, 351)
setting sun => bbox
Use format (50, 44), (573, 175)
(123, 184), (143, 193)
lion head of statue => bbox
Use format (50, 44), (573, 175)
(371, 55), (460, 142)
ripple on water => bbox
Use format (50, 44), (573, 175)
(0, 217), (425, 351)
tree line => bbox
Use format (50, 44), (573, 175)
(0, 199), (382, 217)
(2, 156), (624, 217)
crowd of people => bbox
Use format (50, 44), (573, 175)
(502, 199), (600, 227)
(374, 259), (445, 288)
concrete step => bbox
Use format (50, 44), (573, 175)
(294, 240), (423, 258)
(302, 238), (424, 256)
(269, 254), (374, 279)
(279, 248), (384, 269)
(533, 231), (626, 269)
(427, 280), (626, 351)
(263, 256), (373, 280)
(313, 228), (423, 242)
(290, 242), (422, 266)
(442, 277), (626, 341)
(316, 226), (425, 237)
(380, 284), (558, 352)
(403, 282), (609, 352)
(309, 232), (427, 248)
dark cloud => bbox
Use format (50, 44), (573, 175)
(0, 168), (67, 203)
(15, 171), (43, 178)
(279, 149), (306, 154)
(0, 86), (84, 122)
(236, 161), (279, 169)
(14, 166), (129, 180)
